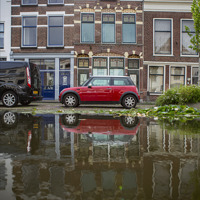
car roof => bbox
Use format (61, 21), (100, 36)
(90, 76), (130, 78)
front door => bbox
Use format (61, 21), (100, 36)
(59, 71), (70, 92)
(41, 72), (55, 99)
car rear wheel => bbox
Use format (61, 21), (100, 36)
(63, 93), (79, 107)
(2, 91), (18, 107)
(122, 94), (137, 109)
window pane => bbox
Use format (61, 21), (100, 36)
(0, 33), (3, 48)
(110, 69), (124, 76)
(81, 23), (94, 43)
(23, 0), (37, 4)
(192, 67), (198, 76)
(123, 24), (136, 43)
(155, 20), (171, 31)
(149, 75), (163, 92)
(170, 76), (185, 88)
(93, 68), (107, 76)
(0, 24), (4, 32)
(78, 59), (89, 68)
(182, 33), (196, 55)
(82, 14), (94, 22)
(171, 67), (184, 75)
(155, 32), (171, 54)
(24, 17), (37, 26)
(49, 27), (63, 45)
(113, 78), (131, 86)
(93, 58), (107, 67)
(150, 66), (164, 74)
(182, 20), (195, 32)
(102, 24), (115, 43)
(49, 0), (63, 3)
(128, 59), (139, 69)
(110, 58), (123, 68)
(24, 27), (36, 46)
(49, 16), (63, 26)
(91, 78), (110, 86)
(60, 59), (70, 69)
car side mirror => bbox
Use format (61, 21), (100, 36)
(88, 83), (92, 88)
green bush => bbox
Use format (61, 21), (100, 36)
(156, 85), (200, 106)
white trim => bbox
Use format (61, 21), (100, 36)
(37, 47), (46, 49)
(20, 12), (39, 16)
(11, 47), (21, 49)
(143, 61), (199, 66)
(46, 11), (65, 15)
(64, 46), (74, 49)
(153, 18), (173, 56)
(63, 24), (74, 27)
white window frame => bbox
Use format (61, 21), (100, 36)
(180, 19), (198, 57)
(48, 0), (64, 5)
(169, 66), (186, 89)
(47, 15), (64, 47)
(21, 16), (37, 48)
(148, 65), (165, 94)
(80, 13), (95, 44)
(21, 0), (38, 5)
(153, 18), (173, 56)
(101, 13), (116, 44)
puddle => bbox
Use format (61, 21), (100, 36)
(0, 111), (200, 200)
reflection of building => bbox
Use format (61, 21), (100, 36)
(0, 115), (200, 199)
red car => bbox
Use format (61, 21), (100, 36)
(59, 76), (140, 109)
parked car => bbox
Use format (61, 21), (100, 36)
(59, 76), (140, 109)
(0, 61), (42, 107)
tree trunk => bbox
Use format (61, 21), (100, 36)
(199, 54), (200, 86)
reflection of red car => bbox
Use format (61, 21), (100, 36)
(59, 114), (140, 135)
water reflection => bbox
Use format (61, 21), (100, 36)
(0, 111), (200, 200)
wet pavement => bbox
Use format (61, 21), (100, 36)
(0, 111), (200, 200)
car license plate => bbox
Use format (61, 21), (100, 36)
(33, 91), (38, 94)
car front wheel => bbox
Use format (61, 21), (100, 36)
(63, 93), (79, 107)
(2, 91), (18, 107)
(122, 94), (137, 109)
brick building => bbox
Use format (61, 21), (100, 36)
(143, 0), (199, 101)
(10, 0), (74, 99)
(73, 0), (144, 96)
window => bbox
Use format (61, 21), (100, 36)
(181, 20), (197, 55)
(81, 13), (95, 43)
(109, 58), (124, 76)
(122, 14), (136, 43)
(170, 66), (185, 88)
(78, 58), (89, 86)
(48, 0), (64, 4)
(22, 17), (37, 47)
(154, 19), (172, 55)
(60, 59), (70, 70)
(48, 16), (64, 47)
(149, 66), (164, 93)
(102, 14), (115, 43)
(112, 77), (131, 86)
(22, 0), (37, 5)
(0, 23), (4, 49)
(93, 58), (107, 75)
(192, 67), (198, 85)
(90, 77), (110, 86)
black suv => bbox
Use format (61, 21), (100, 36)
(0, 61), (42, 107)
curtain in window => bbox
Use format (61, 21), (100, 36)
(154, 20), (171, 54)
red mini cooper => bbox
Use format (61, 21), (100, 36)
(59, 76), (140, 109)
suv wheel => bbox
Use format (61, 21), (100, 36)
(122, 94), (137, 109)
(63, 93), (79, 107)
(2, 91), (18, 107)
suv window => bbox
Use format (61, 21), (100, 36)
(90, 77), (110, 86)
(112, 77), (132, 86)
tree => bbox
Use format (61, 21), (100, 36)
(185, 0), (200, 86)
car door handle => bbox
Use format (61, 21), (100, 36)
(106, 88), (112, 90)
